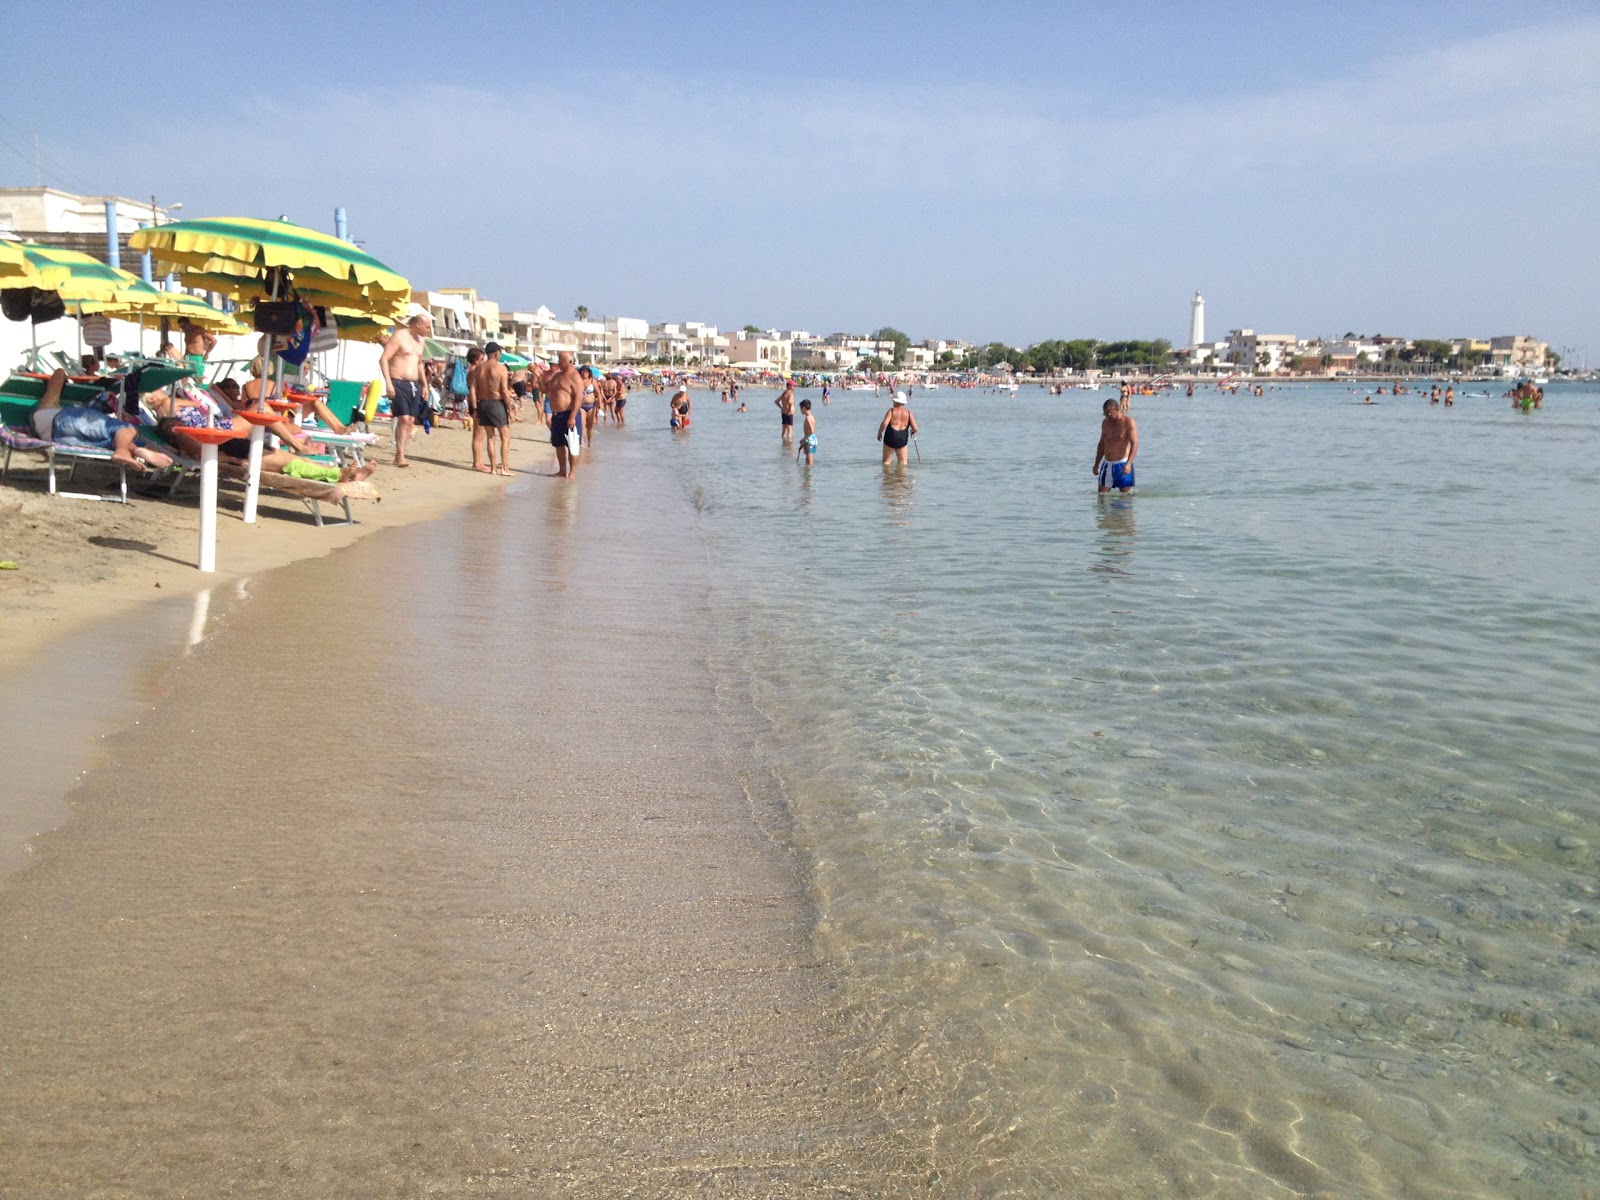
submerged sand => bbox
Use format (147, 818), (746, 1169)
(0, 426), (934, 1197)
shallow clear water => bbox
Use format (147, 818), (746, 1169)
(654, 381), (1600, 1198)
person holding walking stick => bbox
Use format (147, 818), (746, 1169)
(877, 392), (920, 467)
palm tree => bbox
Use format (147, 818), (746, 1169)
(574, 305), (589, 322)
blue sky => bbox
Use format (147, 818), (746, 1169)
(2, 1), (1596, 359)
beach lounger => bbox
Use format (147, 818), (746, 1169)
(0, 396), (133, 503)
(215, 460), (378, 527)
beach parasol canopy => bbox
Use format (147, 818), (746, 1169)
(497, 350), (530, 369)
(2, 244), (159, 316)
(0, 239), (39, 283)
(129, 216), (411, 323)
(78, 284), (246, 333)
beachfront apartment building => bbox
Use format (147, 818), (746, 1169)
(423, 291), (477, 345)
(0, 186), (183, 268)
(1225, 329), (1297, 373)
(431, 288), (501, 343)
(646, 322), (730, 366)
(607, 316), (650, 360)
(1487, 335), (1549, 369)
(725, 330), (791, 373)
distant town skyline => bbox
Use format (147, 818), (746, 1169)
(1, 1), (1594, 360)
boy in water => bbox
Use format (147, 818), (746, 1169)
(798, 398), (817, 464)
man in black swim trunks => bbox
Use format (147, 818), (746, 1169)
(612, 375), (628, 426)
(776, 380), (795, 442)
(471, 342), (516, 476)
(379, 306), (431, 467)
(541, 351), (584, 479)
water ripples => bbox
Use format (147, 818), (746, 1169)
(677, 383), (1600, 1196)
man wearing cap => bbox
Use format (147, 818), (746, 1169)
(470, 342), (516, 476)
(379, 305), (432, 467)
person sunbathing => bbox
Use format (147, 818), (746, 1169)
(204, 377), (325, 455)
(41, 402), (173, 472)
(155, 417), (376, 484)
(242, 358), (349, 433)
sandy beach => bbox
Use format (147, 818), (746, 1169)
(0, 415), (933, 1197)
(0, 422), (518, 673)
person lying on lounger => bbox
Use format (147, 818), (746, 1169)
(154, 377), (323, 457)
(42, 402), (174, 472)
(155, 418), (376, 484)
(241, 358), (350, 433)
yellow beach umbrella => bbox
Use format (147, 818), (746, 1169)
(0, 239), (38, 283)
(130, 216), (410, 529)
(129, 216), (411, 320)
(12, 244), (154, 306)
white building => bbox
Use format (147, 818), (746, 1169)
(1188, 291), (1205, 354)
(606, 316), (650, 360)
(725, 330), (792, 373)
(1225, 328), (1297, 374)
(0, 186), (180, 239)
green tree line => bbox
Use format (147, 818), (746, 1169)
(959, 338), (1175, 372)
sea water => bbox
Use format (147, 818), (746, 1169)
(657, 381), (1600, 1198)
(7, 381), (1596, 1196)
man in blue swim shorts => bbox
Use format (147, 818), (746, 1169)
(1093, 398), (1137, 493)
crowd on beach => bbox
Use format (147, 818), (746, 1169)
(16, 302), (1553, 517)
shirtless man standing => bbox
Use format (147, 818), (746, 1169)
(178, 317), (216, 379)
(471, 342), (516, 476)
(543, 351), (585, 479)
(1093, 398), (1138, 493)
(379, 306), (432, 467)
(775, 380), (796, 443)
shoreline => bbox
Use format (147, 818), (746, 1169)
(0, 424), (929, 1194)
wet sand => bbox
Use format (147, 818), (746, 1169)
(0, 433), (932, 1196)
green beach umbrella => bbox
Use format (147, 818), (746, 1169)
(129, 216), (411, 323)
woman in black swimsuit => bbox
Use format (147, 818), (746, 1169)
(876, 394), (919, 466)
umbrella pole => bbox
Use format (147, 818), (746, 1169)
(243, 258), (280, 523)
(198, 444), (219, 572)
(242, 422), (266, 524)
(242, 331), (269, 524)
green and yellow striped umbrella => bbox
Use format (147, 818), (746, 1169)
(81, 286), (250, 335)
(129, 216), (410, 322)
(14, 243), (155, 306)
(0, 239), (38, 282)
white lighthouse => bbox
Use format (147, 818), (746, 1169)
(1189, 290), (1205, 351)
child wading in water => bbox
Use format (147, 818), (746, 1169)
(798, 398), (817, 464)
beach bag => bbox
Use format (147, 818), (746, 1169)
(253, 301), (299, 334)
(275, 302), (318, 366)
(449, 357), (468, 397)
